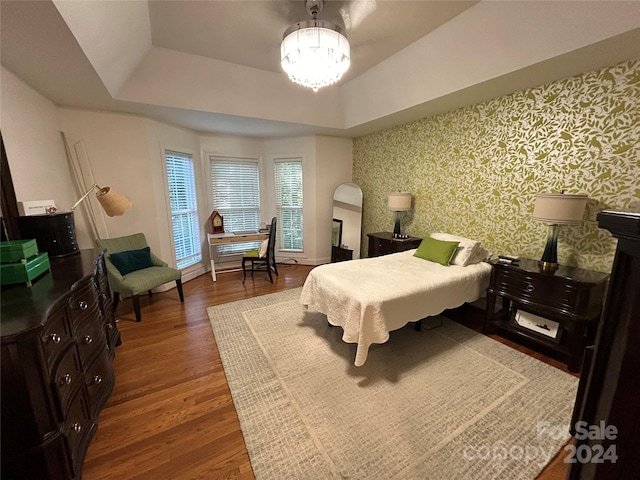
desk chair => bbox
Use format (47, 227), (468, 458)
(242, 217), (278, 283)
(96, 233), (183, 322)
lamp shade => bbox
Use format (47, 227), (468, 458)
(95, 186), (132, 217)
(388, 192), (412, 212)
(532, 193), (588, 224)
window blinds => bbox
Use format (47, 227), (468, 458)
(165, 150), (202, 269)
(275, 160), (303, 251)
(209, 157), (261, 255)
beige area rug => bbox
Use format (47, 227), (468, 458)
(207, 288), (578, 480)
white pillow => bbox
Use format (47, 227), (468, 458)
(258, 239), (268, 258)
(429, 232), (489, 266)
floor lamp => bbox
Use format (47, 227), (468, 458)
(71, 184), (132, 216)
(532, 193), (588, 273)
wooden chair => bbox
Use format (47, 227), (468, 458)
(96, 233), (183, 322)
(242, 217), (278, 283)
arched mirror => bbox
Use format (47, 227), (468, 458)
(331, 183), (363, 262)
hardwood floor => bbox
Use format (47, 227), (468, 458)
(83, 263), (575, 479)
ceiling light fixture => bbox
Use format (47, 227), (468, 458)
(281, 0), (350, 92)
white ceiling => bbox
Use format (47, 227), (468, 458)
(1, 0), (639, 138)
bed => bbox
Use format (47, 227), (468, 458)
(300, 233), (492, 366)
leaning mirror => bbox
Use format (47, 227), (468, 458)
(331, 183), (363, 262)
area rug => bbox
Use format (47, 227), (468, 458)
(207, 288), (578, 480)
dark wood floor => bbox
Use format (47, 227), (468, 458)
(83, 263), (574, 479)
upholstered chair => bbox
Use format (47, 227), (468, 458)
(242, 217), (278, 283)
(96, 233), (183, 322)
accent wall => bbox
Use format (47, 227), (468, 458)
(353, 60), (639, 273)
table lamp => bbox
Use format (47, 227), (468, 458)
(532, 192), (588, 273)
(388, 192), (412, 236)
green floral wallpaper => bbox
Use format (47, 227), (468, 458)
(353, 60), (640, 272)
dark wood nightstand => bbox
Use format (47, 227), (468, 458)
(367, 232), (422, 257)
(331, 245), (353, 262)
(484, 258), (609, 372)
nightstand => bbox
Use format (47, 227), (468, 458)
(484, 258), (609, 372)
(367, 232), (422, 257)
(331, 245), (353, 262)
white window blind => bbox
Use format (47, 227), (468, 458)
(165, 150), (202, 269)
(275, 160), (303, 251)
(209, 156), (261, 254)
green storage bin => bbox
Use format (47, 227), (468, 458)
(0, 239), (39, 263)
(0, 252), (50, 287)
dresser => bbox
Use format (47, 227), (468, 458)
(19, 212), (80, 258)
(569, 211), (640, 479)
(367, 232), (422, 257)
(484, 258), (608, 372)
(1, 249), (120, 479)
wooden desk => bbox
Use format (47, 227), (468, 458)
(207, 232), (268, 281)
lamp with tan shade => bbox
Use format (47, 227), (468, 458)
(71, 184), (132, 217)
(532, 192), (588, 273)
(388, 192), (412, 237)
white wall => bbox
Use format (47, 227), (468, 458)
(315, 136), (353, 262)
(0, 66), (92, 246)
(2, 66), (353, 278)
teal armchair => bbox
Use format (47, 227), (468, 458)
(96, 233), (183, 322)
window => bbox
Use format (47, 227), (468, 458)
(209, 156), (261, 254)
(275, 159), (303, 251)
(165, 150), (202, 269)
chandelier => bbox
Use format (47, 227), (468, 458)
(281, 0), (350, 92)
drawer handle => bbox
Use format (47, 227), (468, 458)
(73, 423), (82, 434)
(93, 375), (102, 385)
(525, 283), (535, 293)
(50, 333), (61, 344)
(59, 373), (72, 386)
(83, 335), (93, 344)
(79, 301), (88, 310)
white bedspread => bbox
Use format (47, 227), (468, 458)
(300, 250), (492, 366)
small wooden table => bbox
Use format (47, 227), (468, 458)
(484, 258), (609, 371)
(207, 232), (268, 281)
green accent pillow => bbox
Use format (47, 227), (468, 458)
(413, 237), (460, 266)
(109, 247), (153, 275)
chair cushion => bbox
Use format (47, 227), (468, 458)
(258, 239), (268, 258)
(243, 249), (260, 258)
(109, 247), (154, 275)
(117, 266), (182, 295)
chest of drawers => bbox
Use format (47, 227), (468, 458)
(1, 249), (120, 479)
(18, 212), (79, 258)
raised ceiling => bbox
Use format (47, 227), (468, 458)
(1, 0), (639, 138)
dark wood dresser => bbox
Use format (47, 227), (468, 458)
(569, 211), (640, 479)
(1, 249), (120, 479)
(367, 232), (422, 257)
(484, 258), (609, 372)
